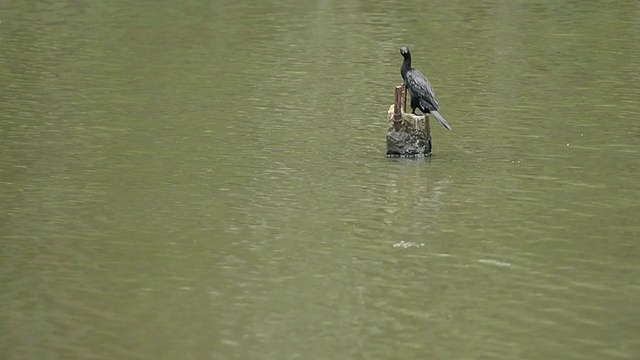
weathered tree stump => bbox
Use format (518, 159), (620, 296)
(386, 84), (432, 157)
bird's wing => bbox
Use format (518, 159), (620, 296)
(405, 69), (439, 110)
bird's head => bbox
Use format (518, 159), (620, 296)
(400, 47), (411, 58)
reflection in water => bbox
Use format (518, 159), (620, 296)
(384, 159), (451, 238)
(1, 0), (640, 359)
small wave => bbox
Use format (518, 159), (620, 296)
(478, 259), (511, 267)
(392, 241), (426, 249)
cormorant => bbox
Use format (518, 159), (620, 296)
(400, 46), (452, 131)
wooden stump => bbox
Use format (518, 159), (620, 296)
(386, 84), (432, 157)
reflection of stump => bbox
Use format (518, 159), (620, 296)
(386, 84), (432, 157)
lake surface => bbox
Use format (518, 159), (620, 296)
(2, 0), (640, 359)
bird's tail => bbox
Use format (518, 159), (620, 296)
(431, 111), (453, 131)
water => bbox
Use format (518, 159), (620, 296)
(2, 0), (640, 359)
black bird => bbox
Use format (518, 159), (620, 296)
(400, 46), (452, 131)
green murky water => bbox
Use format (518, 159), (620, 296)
(2, 1), (640, 359)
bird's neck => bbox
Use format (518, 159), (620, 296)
(401, 58), (411, 78)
